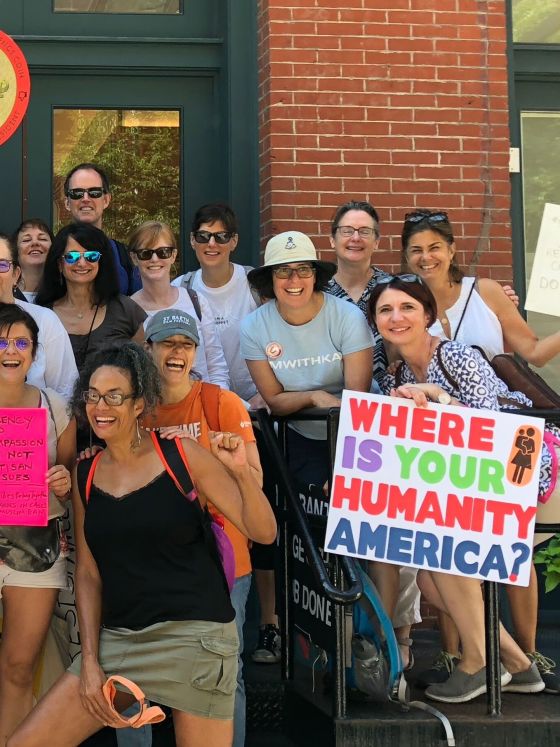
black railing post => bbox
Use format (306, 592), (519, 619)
(278, 418), (292, 681)
(484, 581), (501, 716)
(327, 409), (347, 719)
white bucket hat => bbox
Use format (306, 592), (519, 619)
(247, 230), (336, 286)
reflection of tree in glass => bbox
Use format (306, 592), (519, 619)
(513, 0), (560, 43)
(53, 111), (180, 246)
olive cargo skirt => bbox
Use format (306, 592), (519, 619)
(68, 619), (239, 719)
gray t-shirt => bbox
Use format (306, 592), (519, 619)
(240, 292), (373, 439)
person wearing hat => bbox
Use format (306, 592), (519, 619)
(240, 230), (374, 489)
(142, 308), (268, 747)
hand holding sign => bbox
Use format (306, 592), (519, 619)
(324, 391), (545, 587)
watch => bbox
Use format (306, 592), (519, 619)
(437, 390), (452, 405)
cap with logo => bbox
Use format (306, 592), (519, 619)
(247, 230), (336, 286)
(145, 308), (200, 345)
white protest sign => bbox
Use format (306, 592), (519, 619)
(525, 202), (560, 317)
(324, 391), (545, 587)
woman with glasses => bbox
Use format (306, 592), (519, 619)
(7, 342), (275, 747)
(401, 210), (560, 693)
(12, 219), (54, 304)
(326, 200), (391, 385)
(35, 224), (146, 374)
(129, 221), (229, 390)
(0, 234), (77, 399)
(0, 304), (76, 744)
(367, 273), (551, 703)
(241, 230), (373, 490)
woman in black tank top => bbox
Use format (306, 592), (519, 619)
(9, 342), (276, 747)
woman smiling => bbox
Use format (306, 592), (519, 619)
(241, 230), (373, 488)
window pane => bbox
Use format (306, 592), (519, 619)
(53, 108), (181, 267)
(520, 111), (560, 392)
(54, 0), (181, 14)
(513, 0), (560, 43)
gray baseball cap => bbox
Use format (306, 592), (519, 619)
(145, 308), (200, 345)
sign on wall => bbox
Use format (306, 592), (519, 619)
(525, 202), (560, 317)
(0, 31), (31, 146)
(324, 391), (545, 587)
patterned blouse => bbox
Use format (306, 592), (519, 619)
(326, 266), (390, 384)
(381, 339), (555, 498)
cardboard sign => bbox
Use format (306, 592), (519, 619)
(291, 484), (335, 651)
(525, 202), (560, 317)
(324, 391), (545, 587)
(0, 408), (49, 526)
(0, 31), (31, 146)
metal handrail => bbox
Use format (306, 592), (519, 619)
(253, 408), (362, 605)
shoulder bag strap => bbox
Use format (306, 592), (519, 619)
(150, 432), (195, 500)
(186, 287), (202, 322)
(41, 389), (59, 440)
(452, 278), (476, 341)
(435, 340), (460, 392)
(200, 382), (222, 432)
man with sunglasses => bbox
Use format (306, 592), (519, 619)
(64, 163), (141, 296)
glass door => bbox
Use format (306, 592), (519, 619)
(23, 73), (223, 271)
(517, 82), (560, 392)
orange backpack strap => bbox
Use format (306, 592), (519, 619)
(84, 451), (104, 504)
(149, 432), (195, 500)
(200, 382), (221, 432)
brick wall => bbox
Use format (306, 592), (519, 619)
(257, 0), (512, 282)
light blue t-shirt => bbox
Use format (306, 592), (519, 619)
(240, 292), (373, 439)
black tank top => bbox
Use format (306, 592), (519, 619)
(78, 463), (234, 629)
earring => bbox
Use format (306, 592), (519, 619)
(136, 418), (142, 448)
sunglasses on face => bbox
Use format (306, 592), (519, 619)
(82, 390), (134, 407)
(66, 188), (106, 200)
(133, 246), (175, 261)
(272, 264), (316, 279)
(63, 251), (101, 264)
(0, 259), (15, 273)
(377, 273), (423, 286)
(336, 225), (376, 238)
(404, 211), (449, 225)
(0, 337), (32, 352)
(192, 230), (234, 245)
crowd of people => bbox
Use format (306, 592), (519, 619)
(0, 163), (558, 747)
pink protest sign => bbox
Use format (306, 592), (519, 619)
(0, 408), (49, 526)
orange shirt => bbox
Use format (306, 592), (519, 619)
(145, 381), (255, 578)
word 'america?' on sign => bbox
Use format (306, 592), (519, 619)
(324, 391), (545, 587)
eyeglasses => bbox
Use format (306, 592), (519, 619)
(63, 251), (101, 264)
(377, 273), (423, 286)
(133, 246), (175, 261)
(82, 390), (135, 407)
(0, 337), (32, 352)
(336, 226), (376, 238)
(0, 260), (15, 273)
(66, 188), (106, 200)
(192, 230), (234, 245)
(404, 211), (449, 225)
(272, 264), (316, 279)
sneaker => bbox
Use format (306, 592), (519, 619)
(426, 665), (511, 704)
(415, 651), (460, 689)
(501, 660), (545, 694)
(251, 624), (281, 664)
(526, 652), (560, 694)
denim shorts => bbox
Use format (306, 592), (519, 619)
(68, 619), (239, 719)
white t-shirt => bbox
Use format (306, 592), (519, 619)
(174, 265), (258, 402)
(15, 300), (78, 400)
(142, 286), (230, 389)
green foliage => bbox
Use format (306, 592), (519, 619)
(534, 534), (560, 593)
